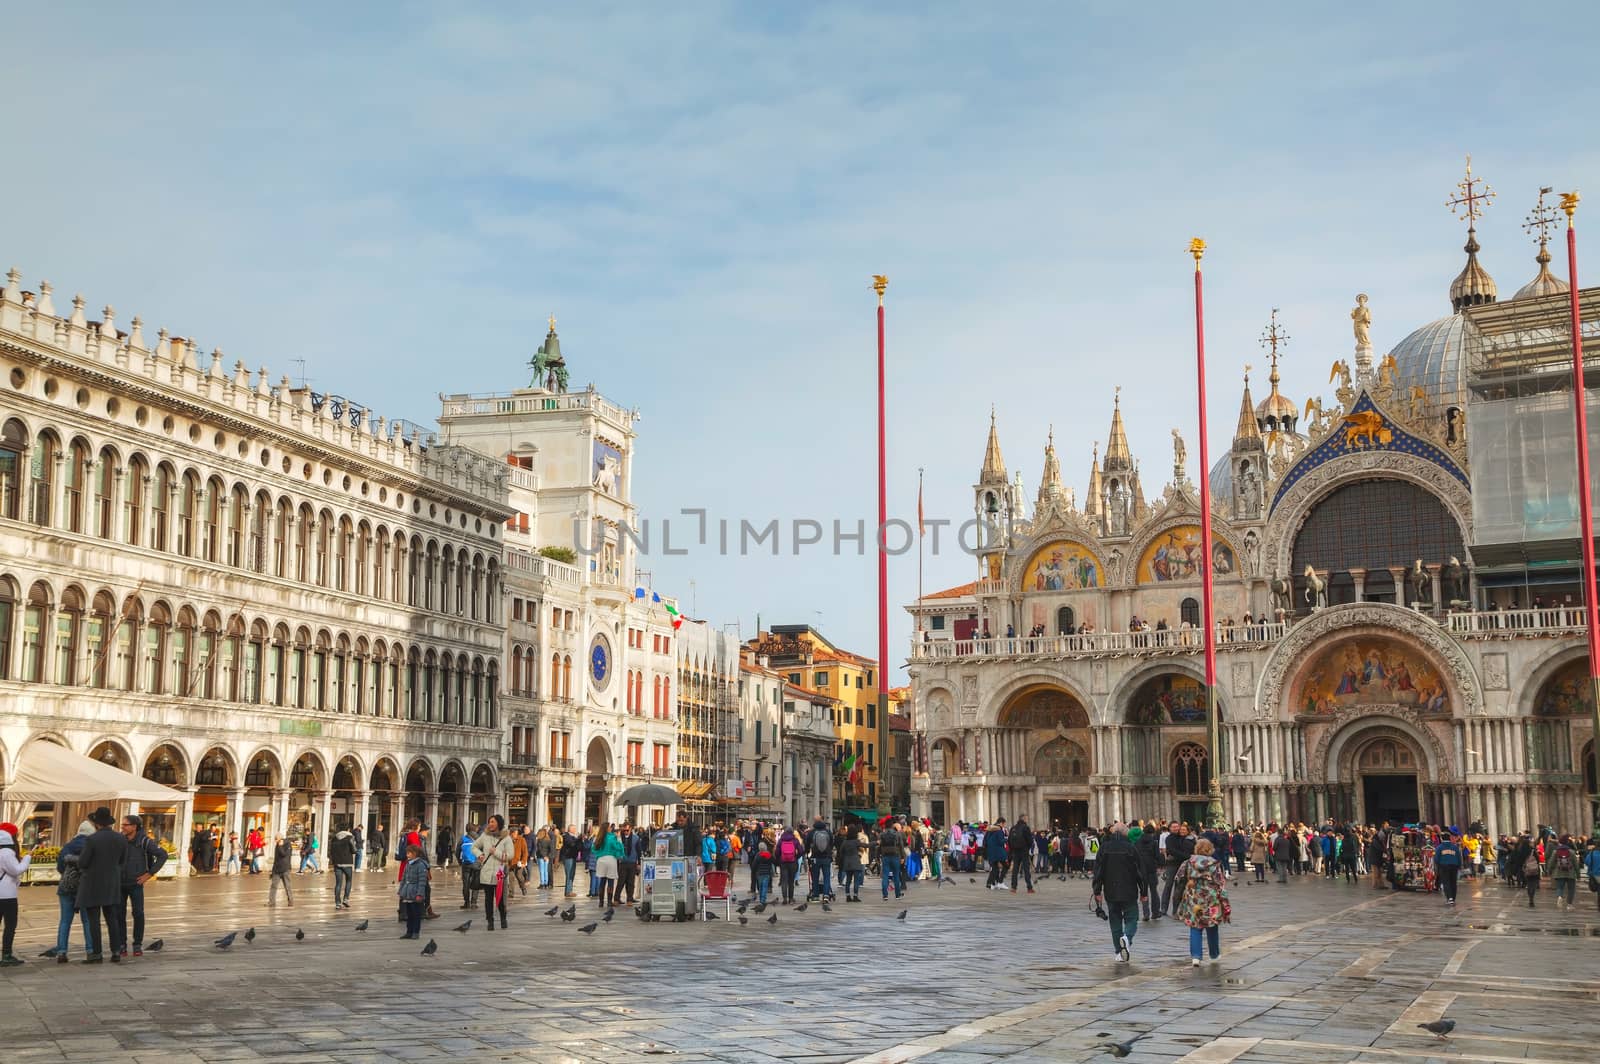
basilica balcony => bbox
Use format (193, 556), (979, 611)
(1443, 605), (1586, 638)
(503, 751), (541, 769)
(909, 622), (1287, 663)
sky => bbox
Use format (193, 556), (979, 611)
(6, 4), (1600, 680)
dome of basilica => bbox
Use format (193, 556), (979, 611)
(1386, 311), (1468, 413)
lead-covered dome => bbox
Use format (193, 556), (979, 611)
(1387, 312), (1467, 413)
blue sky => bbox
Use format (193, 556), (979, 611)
(6, 4), (1599, 678)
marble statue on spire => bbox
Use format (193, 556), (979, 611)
(1170, 428), (1188, 487)
(1351, 293), (1374, 381)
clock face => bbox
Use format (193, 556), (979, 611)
(590, 636), (611, 688)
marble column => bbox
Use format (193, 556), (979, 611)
(315, 790), (332, 861)
(355, 789), (371, 837)
(424, 791), (440, 850)
(271, 788), (290, 839)
(227, 786), (246, 845)
(174, 786), (197, 874)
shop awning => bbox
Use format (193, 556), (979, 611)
(4, 741), (186, 805)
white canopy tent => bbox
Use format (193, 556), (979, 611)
(2, 740), (184, 823)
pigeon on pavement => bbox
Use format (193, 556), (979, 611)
(1418, 1020), (1456, 1039)
(544, 906), (560, 917)
(214, 932), (238, 950)
(354, 920), (369, 931)
(146, 939), (163, 953)
(738, 916), (749, 925)
(244, 927), (256, 943)
(754, 903), (767, 914)
(767, 914), (778, 925)
(821, 902), (832, 912)
(579, 923), (598, 934)
(420, 938), (437, 956)
(897, 909), (908, 920)
(736, 903), (748, 915)
(560, 905), (577, 922)
(295, 928), (305, 941)
(603, 908), (615, 923)
(794, 902), (808, 913)
(453, 919), (473, 933)
(1101, 1037), (1144, 1058)
(706, 911), (720, 920)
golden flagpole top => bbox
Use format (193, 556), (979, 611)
(1561, 191), (1581, 226)
(871, 274), (889, 305)
(1189, 238), (1206, 269)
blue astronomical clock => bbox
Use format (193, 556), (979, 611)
(589, 635), (611, 688)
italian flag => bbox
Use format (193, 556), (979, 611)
(664, 602), (683, 630)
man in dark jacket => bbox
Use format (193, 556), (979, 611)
(75, 807), (125, 963)
(1007, 814), (1036, 893)
(983, 819), (1009, 889)
(1162, 823), (1195, 915)
(328, 829), (356, 909)
(269, 835), (294, 907)
(117, 814), (167, 957)
(877, 820), (906, 900)
(1134, 824), (1163, 920)
(1093, 822), (1148, 962)
(1271, 829), (1297, 884)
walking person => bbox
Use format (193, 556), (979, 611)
(268, 835), (295, 907)
(1433, 829), (1463, 906)
(750, 834), (775, 904)
(510, 824), (530, 898)
(776, 826), (803, 903)
(1247, 829), (1268, 883)
(618, 824), (641, 905)
(397, 843), (429, 939)
(116, 814), (167, 957)
(298, 831), (321, 874)
(1008, 814), (1036, 893)
(458, 825), (480, 909)
(837, 824), (865, 901)
(878, 819), (907, 901)
(1518, 836), (1542, 908)
(0, 822), (34, 966)
(805, 818), (835, 901)
(473, 815), (516, 928)
(983, 819), (1009, 889)
(1133, 825), (1161, 919)
(75, 806), (126, 963)
(224, 832), (242, 875)
(1548, 835), (1579, 911)
(1271, 827), (1295, 884)
(1163, 823), (1195, 913)
(1093, 821), (1148, 963)
(1175, 838), (1230, 966)
(370, 823), (388, 872)
(559, 825), (580, 898)
(328, 827), (356, 909)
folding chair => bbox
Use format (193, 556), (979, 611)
(701, 869), (732, 921)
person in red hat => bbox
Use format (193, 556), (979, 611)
(0, 821), (35, 966)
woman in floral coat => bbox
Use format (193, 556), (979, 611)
(1177, 838), (1230, 966)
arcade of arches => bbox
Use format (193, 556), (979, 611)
(8, 736), (502, 869)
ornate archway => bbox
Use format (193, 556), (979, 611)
(989, 684), (1094, 829)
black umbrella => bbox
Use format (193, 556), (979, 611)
(615, 783), (682, 806)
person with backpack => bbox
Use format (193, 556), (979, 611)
(458, 826), (479, 909)
(1433, 829), (1463, 905)
(0, 822), (35, 967)
(328, 827), (356, 909)
(246, 826), (265, 874)
(805, 818), (834, 901)
(45, 820), (94, 963)
(1584, 840), (1600, 912)
(1008, 814), (1036, 893)
(558, 824), (581, 898)
(836, 824), (865, 901)
(775, 827), (803, 903)
(983, 819), (1009, 889)
(750, 833), (776, 904)
(1548, 835), (1579, 910)
(1517, 834), (1542, 907)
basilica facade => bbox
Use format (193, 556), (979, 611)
(908, 201), (1598, 838)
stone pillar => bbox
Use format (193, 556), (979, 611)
(424, 792), (440, 851)
(389, 794), (405, 837)
(227, 787), (246, 845)
(1428, 567), (1443, 616)
(1348, 568), (1366, 601)
(1388, 567), (1407, 606)
(315, 790), (332, 861)
(455, 794), (470, 835)
(355, 789), (371, 838)
(271, 788), (290, 839)
(174, 786), (197, 874)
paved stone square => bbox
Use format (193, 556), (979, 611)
(1, 864), (1596, 1062)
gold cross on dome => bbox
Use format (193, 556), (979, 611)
(1258, 309), (1289, 373)
(1523, 187), (1560, 247)
(1446, 154), (1495, 225)
(548, 313), (557, 331)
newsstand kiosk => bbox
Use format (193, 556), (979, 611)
(640, 828), (702, 921)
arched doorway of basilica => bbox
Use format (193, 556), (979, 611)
(1119, 671), (1221, 823)
(928, 737), (960, 827)
(993, 685), (1092, 831)
(1351, 735), (1423, 825)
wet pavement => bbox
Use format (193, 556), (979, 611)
(1, 862), (1596, 1062)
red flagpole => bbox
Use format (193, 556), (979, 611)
(1190, 238), (1224, 829)
(1559, 194), (1600, 831)
(874, 275), (889, 815)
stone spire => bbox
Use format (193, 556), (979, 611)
(1515, 187), (1570, 300)
(1104, 389), (1132, 470)
(979, 407), (1007, 485)
(1084, 442), (1103, 519)
(1235, 367), (1262, 445)
(1035, 427), (1067, 512)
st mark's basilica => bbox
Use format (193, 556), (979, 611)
(908, 169), (1599, 837)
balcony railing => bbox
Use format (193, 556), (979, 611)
(626, 762), (647, 775)
(504, 752), (541, 769)
(1444, 606), (1586, 637)
(550, 757), (575, 770)
(910, 622), (1285, 662)
(440, 388), (632, 426)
